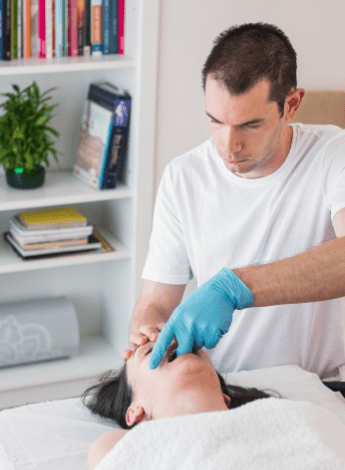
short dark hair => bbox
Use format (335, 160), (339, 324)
(83, 364), (278, 429)
(202, 23), (297, 116)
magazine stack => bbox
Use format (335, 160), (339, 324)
(4, 206), (105, 259)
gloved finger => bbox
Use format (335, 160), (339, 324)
(176, 332), (195, 357)
(149, 324), (175, 369)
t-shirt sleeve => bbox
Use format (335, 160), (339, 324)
(322, 131), (345, 220)
(142, 164), (192, 285)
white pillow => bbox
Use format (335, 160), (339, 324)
(224, 364), (345, 425)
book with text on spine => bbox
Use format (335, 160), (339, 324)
(73, 81), (130, 190)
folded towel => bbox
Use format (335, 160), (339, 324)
(96, 398), (345, 470)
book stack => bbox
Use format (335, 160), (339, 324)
(0, 0), (125, 60)
(5, 206), (107, 259)
(73, 81), (131, 190)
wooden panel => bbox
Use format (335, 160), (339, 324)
(292, 91), (345, 128)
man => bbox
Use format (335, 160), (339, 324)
(124, 23), (345, 380)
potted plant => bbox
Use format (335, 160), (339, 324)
(0, 81), (60, 189)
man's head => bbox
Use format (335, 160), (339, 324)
(202, 23), (297, 117)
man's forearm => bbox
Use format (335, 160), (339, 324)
(233, 237), (345, 307)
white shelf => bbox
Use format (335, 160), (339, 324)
(0, 54), (136, 76)
(0, 229), (131, 274)
(0, 336), (123, 408)
(0, 171), (133, 211)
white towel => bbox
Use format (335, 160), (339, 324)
(96, 398), (345, 470)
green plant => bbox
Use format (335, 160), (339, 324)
(0, 82), (60, 171)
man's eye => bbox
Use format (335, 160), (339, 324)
(145, 348), (153, 356)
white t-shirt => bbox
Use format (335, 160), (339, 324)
(142, 123), (345, 380)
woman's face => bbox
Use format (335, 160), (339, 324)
(126, 341), (228, 423)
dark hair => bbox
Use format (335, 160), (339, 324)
(202, 22), (297, 116)
(83, 365), (278, 429)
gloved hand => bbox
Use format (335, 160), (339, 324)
(149, 268), (254, 369)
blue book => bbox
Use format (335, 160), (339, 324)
(100, 97), (131, 189)
(85, 81), (131, 189)
(108, 0), (117, 54)
(102, 0), (109, 54)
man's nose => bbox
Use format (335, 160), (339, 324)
(223, 127), (243, 154)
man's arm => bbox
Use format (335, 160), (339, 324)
(234, 207), (345, 307)
(128, 279), (186, 348)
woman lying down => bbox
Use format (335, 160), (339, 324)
(84, 341), (345, 470)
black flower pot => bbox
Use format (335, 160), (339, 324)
(6, 165), (45, 189)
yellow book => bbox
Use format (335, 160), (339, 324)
(16, 207), (87, 230)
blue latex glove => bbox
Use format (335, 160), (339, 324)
(149, 268), (254, 369)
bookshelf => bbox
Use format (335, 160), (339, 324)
(0, 0), (159, 408)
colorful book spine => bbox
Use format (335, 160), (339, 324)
(45, 0), (53, 58)
(118, 0), (124, 54)
(108, 0), (117, 54)
(101, 97), (131, 188)
(17, 0), (22, 58)
(30, 0), (39, 57)
(68, 0), (78, 55)
(83, 0), (90, 54)
(55, 0), (63, 56)
(91, 0), (102, 55)
(11, 0), (17, 58)
(38, 0), (46, 57)
(52, 0), (55, 56)
(77, 0), (84, 55)
(23, 0), (31, 57)
(0, 0), (3, 59)
(102, 0), (109, 54)
(3, 0), (11, 59)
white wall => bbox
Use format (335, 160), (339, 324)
(154, 0), (345, 193)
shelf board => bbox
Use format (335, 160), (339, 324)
(0, 170), (133, 211)
(0, 54), (136, 75)
(0, 335), (123, 393)
(0, 229), (131, 274)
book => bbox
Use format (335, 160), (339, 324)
(23, 0), (31, 58)
(10, 218), (93, 243)
(118, 0), (124, 54)
(108, 0), (117, 54)
(83, 0), (90, 54)
(11, 0), (17, 59)
(77, 0), (84, 55)
(102, 0), (109, 54)
(30, 0), (39, 57)
(5, 231), (102, 258)
(38, 0), (46, 57)
(91, 0), (102, 55)
(3, 0), (11, 60)
(45, 0), (53, 58)
(14, 236), (88, 250)
(92, 82), (131, 188)
(0, 0), (3, 59)
(55, 0), (64, 56)
(15, 207), (87, 230)
(73, 87), (115, 189)
(68, 0), (78, 56)
(17, 0), (22, 58)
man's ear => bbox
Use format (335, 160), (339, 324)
(126, 405), (147, 427)
(284, 88), (305, 121)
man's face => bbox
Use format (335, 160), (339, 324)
(205, 77), (291, 179)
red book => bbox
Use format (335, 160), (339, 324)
(68, 0), (78, 55)
(118, 0), (124, 54)
(39, 0), (46, 57)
